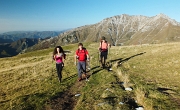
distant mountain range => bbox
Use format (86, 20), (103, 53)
(0, 31), (65, 43)
(2, 13), (180, 57)
(30, 13), (180, 49)
(0, 31), (66, 57)
(0, 38), (38, 57)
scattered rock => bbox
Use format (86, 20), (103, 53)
(105, 88), (109, 91)
(119, 102), (124, 105)
(135, 106), (144, 110)
(125, 87), (133, 91)
(75, 94), (81, 97)
(109, 68), (113, 71)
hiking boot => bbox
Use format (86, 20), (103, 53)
(100, 64), (103, 68)
(78, 78), (81, 81)
(100, 64), (105, 69)
(85, 78), (89, 81)
(102, 64), (106, 69)
(82, 73), (87, 79)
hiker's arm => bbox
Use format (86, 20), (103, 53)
(98, 42), (101, 50)
(108, 43), (111, 48)
(53, 55), (56, 61)
(86, 50), (90, 61)
(74, 54), (77, 65)
(87, 54), (90, 61)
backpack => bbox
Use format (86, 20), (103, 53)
(100, 41), (108, 52)
(77, 48), (87, 61)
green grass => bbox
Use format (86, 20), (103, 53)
(0, 44), (78, 110)
(1, 42), (180, 109)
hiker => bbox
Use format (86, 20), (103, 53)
(74, 43), (90, 81)
(53, 46), (65, 83)
(98, 36), (111, 68)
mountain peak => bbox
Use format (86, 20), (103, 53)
(34, 13), (180, 48)
(156, 13), (168, 18)
(154, 13), (179, 25)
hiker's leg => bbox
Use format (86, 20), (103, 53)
(77, 61), (82, 79)
(101, 52), (106, 67)
(81, 61), (86, 73)
(56, 63), (62, 82)
(86, 61), (88, 69)
(104, 51), (108, 67)
(81, 61), (87, 78)
(58, 63), (63, 82)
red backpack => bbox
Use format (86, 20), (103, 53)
(77, 48), (87, 61)
(100, 40), (108, 52)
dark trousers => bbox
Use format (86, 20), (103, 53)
(77, 61), (86, 78)
(56, 63), (63, 81)
(100, 51), (108, 67)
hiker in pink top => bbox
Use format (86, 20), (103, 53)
(99, 36), (111, 68)
(53, 46), (65, 83)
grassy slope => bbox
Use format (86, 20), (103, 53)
(0, 42), (180, 109)
(75, 42), (180, 110)
(0, 44), (78, 110)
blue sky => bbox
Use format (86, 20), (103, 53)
(0, 0), (179, 33)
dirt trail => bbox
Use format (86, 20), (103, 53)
(45, 77), (88, 110)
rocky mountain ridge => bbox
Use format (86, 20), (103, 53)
(51, 13), (180, 46)
(4, 13), (180, 54)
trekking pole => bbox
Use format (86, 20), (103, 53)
(97, 51), (100, 67)
(51, 59), (54, 83)
(86, 60), (90, 82)
(87, 57), (91, 70)
(52, 60), (53, 75)
(109, 45), (112, 71)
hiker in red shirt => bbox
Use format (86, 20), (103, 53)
(75, 43), (90, 81)
(99, 36), (111, 68)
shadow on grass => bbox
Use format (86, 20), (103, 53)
(101, 96), (139, 109)
(12, 93), (48, 110)
(91, 68), (103, 75)
(63, 74), (77, 81)
(49, 92), (64, 100)
(122, 96), (139, 109)
(106, 52), (146, 69)
(90, 66), (100, 71)
(110, 58), (123, 62)
(103, 97), (117, 106)
(157, 87), (174, 95)
(111, 52), (146, 64)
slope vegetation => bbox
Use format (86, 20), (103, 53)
(0, 42), (180, 109)
(47, 14), (180, 47)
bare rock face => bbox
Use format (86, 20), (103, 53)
(31, 13), (180, 50)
